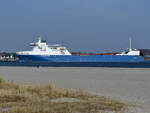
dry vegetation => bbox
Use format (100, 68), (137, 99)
(0, 77), (126, 113)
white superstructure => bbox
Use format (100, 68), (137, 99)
(118, 49), (140, 56)
(17, 37), (72, 56)
(117, 38), (140, 56)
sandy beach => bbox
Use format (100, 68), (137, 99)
(0, 67), (150, 112)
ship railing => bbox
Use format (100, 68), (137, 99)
(48, 44), (62, 47)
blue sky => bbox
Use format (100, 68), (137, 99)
(0, 0), (150, 52)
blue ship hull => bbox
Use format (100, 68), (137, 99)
(0, 55), (149, 68)
(1, 61), (150, 68)
(18, 55), (144, 62)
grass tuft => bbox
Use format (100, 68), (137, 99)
(0, 77), (6, 88)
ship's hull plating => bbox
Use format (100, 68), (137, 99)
(1, 61), (150, 68)
(0, 55), (148, 68)
(17, 55), (144, 62)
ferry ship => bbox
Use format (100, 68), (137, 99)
(11, 37), (150, 67)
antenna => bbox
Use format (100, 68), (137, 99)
(38, 36), (42, 40)
(37, 36), (42, 43)
(129, 37), (132, 51)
